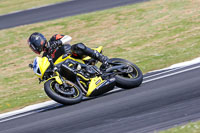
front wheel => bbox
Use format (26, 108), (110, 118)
(109, 58), (143, 89)
(44, 79), (83, 105)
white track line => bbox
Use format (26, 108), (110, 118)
(144, 57), (200, 79)
(0, 101), (57, 120)
(143, 65), (200, 83)
(0, 112), (35, 123)
(144, 67), (182, 79)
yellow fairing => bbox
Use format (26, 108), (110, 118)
(94, 46), (103, 53)
(38, 57), (50, 79)
(54, 55), (85, 65)
(86, 76), (105, 97)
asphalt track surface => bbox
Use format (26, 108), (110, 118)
(1, 0), (200, 132)
(0, 0), (149, 30)
(1, 63), (200, 133)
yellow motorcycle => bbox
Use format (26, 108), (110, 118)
(29, 46), (143, 104)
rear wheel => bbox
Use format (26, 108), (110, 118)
(44, 79), (82, 105)
(109, 58), (143, 89)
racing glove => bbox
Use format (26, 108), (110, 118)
(48, 35), (72, 49)
(50, 40), (62, 49)
(46, 40), (61, 54)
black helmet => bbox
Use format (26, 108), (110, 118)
(28, 32), (47, 54)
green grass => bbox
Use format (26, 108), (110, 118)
(0, 0), (68, 15)
(0, 0), (200, 116)
(160, 121), (200, 133)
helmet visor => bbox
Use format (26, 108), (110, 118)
(28, 41), (41, 54)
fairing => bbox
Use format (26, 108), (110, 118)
(33, 57), (50, 79)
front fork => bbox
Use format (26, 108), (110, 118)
(47, 55), (67, 86)
(47, 55), (75, 94)
(52, 71), (76, 95)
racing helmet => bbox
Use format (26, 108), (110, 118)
(28, 32), (47, 54)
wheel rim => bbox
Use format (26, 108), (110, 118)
(50, 80), (80, 98)
(112, 61), (139, 79)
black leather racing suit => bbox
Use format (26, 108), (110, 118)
(43, 34), (108, 64)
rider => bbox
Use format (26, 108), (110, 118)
(27, 32), (109, 66)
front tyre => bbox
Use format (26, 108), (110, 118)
(109, 58), (143, 89)
(44, 79), (82, 105)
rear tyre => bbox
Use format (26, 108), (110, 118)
(44, 79), (82, 105)
(109, 58), (143, 89)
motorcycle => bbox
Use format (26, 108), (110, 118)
(29, 46), (143, 105)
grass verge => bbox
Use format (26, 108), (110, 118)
(0, 0), (68, 15)
(160, 121), (200, 133)
(0, 0), (200, 114)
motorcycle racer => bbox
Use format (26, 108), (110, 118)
(27, 32), (109, 67)
(28, 32), (143, 105)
